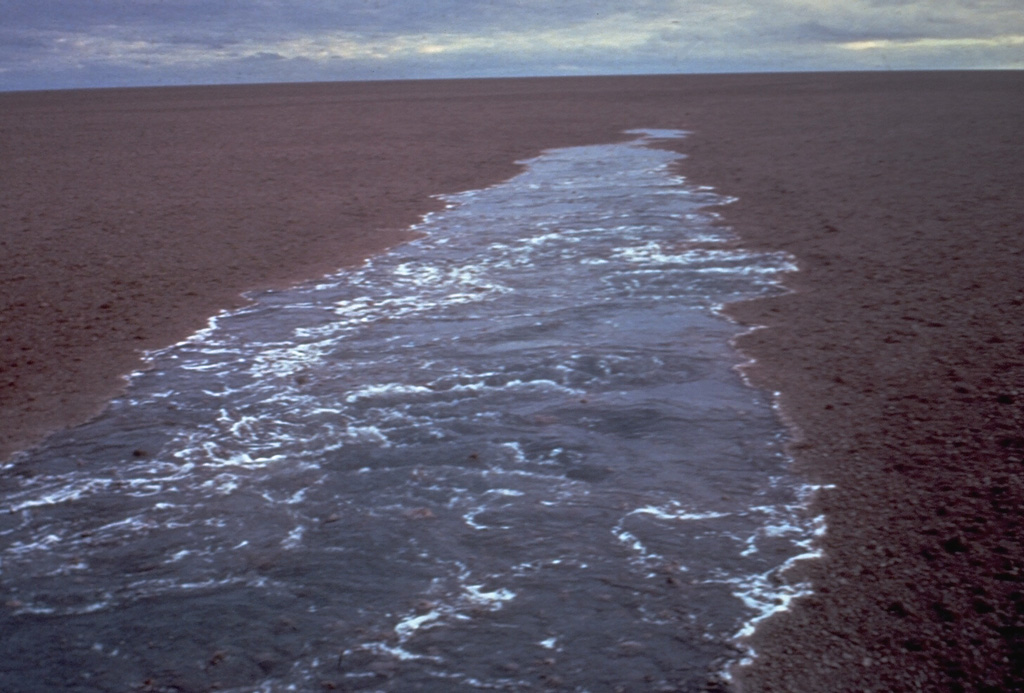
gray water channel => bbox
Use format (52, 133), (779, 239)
(0, 131), (822, 692)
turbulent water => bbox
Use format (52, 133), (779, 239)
(0, 131), (822, 692)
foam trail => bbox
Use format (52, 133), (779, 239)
(0, 130), (821, 692)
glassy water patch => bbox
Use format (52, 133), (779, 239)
(0, 130), (821, 692)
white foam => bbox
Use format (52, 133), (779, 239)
(394, 608), (444, 641)
(628, 504), (732, 522)
(720, 484), (830, 647)
(486, 488), (525, 498)
(5, 479), (100, 512)
(463, 583), (516, 607)
(615, 529), (649, 556)
(345, 383), (434, 402)
(462, 508), (492, 531)
(6, 532), (65, 557)
(358, 641), (441, 663)
(13, 599), (112, 616)
(281, 525), (306, 550)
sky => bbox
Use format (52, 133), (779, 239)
(1, 0), (1021, 91)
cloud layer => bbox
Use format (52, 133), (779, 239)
(1, 0), (1021, 90)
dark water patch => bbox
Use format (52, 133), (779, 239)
(0, 130), (821, 691)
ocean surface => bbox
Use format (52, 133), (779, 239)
(0, 131), (822, 692)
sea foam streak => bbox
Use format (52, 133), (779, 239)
(0, 130), (822, 691)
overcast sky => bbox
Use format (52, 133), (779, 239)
(1, 0), (1021, 91)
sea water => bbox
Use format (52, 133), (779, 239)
(0, 130), (822, 692)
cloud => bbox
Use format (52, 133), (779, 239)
(842, 35), (1024, 51)
(1, 0), (1022, 90)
